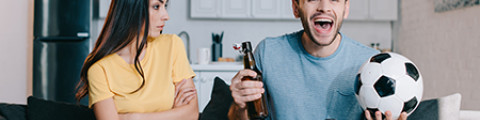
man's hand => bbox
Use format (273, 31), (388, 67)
(365, 110), (407, 120)
(230, 69), (265, 108)
(173, 79), (197, 108)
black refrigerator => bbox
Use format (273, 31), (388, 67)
(33, 0), (91, 105)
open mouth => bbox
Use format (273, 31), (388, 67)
(314, 19), (334, 33)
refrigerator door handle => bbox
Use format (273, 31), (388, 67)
(36, 37), (88, 42)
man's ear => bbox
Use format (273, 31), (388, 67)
(344, 0), (350, 19)
(292, 0), (300, 18)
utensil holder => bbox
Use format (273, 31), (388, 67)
(211, 43), (222, 61)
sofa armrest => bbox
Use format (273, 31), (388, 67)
(0, 103), (27, 120)
(460, 110), (480, 120)
(0, 114), (6, 120)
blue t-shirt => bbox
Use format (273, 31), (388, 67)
(254, 30), (379, 120)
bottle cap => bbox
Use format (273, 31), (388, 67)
(242, 41), (252, 52)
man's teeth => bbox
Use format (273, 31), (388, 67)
(315, 19), (332, 23)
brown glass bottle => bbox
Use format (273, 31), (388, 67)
(241, 41), (268, 119)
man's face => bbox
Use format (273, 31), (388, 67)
(293, 0), (350, 46)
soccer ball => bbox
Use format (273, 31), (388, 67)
(355, 52), (423, 119)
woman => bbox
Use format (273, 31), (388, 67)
(75, 0), (198, 119)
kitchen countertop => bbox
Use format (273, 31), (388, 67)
(191, 62), (243, 71)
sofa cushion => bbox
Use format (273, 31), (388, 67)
(408, 93), (461, 120)
(27, 96), (96, 120)
(436, 93), (461, 120)
(408, 98), (439, 120)
(0, 103), (27, 120)
(200, 77), (233, 120)
(0, 114), (5, 120)
(460, 110), (480, 120)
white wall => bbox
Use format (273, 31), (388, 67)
(0, 0), (33, 104)
(397, 0), (480, 110)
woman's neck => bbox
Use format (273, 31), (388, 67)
(116, 36), (147, 64)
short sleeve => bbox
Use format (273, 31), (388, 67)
(171, 35), (196, 83)
(87, 63), (114, 108)
(254, 40), (266, 72)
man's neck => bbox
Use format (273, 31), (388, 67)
(301, 32), (342, 58)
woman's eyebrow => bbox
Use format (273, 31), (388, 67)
(159, 0), (167, 4)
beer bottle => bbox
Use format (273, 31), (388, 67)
(241, 41), (268, 119)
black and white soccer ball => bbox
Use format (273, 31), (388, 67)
(355, 52), (423, 119)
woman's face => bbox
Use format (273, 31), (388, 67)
(148, 0), (169, 37)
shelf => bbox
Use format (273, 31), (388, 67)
(191, 63), (243, 71)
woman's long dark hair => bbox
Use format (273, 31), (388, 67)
(75, 0), (151, 101)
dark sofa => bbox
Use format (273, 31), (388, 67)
(198, 77), (444, 120)
(0, 78), (230, 120)
(1, 77), (442, 120)
(0, 97), (95, 120)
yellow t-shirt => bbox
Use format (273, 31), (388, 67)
(87, 34), (195, 113)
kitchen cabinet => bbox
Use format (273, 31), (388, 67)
(222, 0), (251, 18)
(369, 0), (398, 20)
(190, 0), (294, 20)
(347, 0), (369, 20)
(348, 0), (398, 21)
(190, 0), (398, 21)
(251, 0), (280, 19)
(191, 64), (243, 112)
(190, 0), (220, 18)
(280, 0), (296, 19)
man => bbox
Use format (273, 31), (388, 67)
(228, 0), (408, 120)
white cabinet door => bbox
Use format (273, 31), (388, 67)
(222, 0), (251, 18)
(207, 71), (237, 85)
(251, 0), (280, 19)
(347, 0), (369, 20)
(369, 0), (398, 20)
(190, 0), (220, 18)
(280, 0), (296, 19)
(193, 73), (202, 98)
(196, 72), (215, 112)
(192, 73), (203, 112)
(190, 0), (297, 19)
(194, 71), (237, 112)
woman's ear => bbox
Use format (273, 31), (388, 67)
(292, 0), (300, 18)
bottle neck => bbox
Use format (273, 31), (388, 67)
(243, 52), (256, 70)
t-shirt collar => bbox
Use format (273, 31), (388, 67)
(294, 29), (345, 61)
